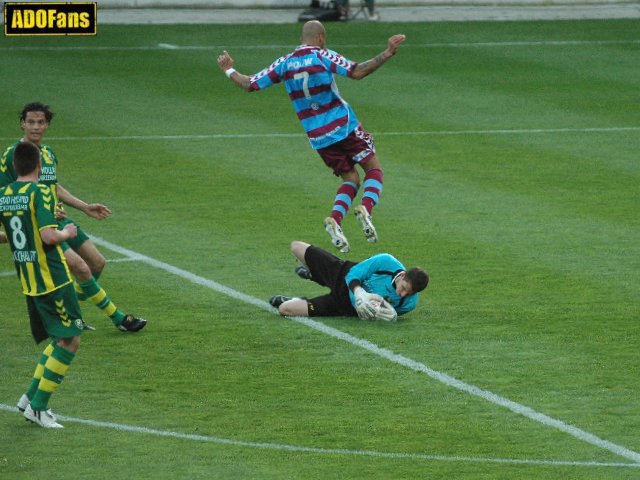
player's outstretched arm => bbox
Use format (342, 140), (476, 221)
(84, 203), (112, 220)
(217, 50), (252, 92)
(57, 184), (112, 220)
(351, 34), (406, 80)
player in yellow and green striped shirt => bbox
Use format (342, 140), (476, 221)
(0, 102), (146, 333)
(1, 141), (86, 428)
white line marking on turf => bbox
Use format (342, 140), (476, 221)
(0, 127), (638, 143)
(0, 404), (637, 469)
(105, 257), (139, 263)
(88, 235), (640, 464)
(2, 39), (639, 51)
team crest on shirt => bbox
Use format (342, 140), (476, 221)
(75, 318), (84, 330)
(311, 102), (319, 111)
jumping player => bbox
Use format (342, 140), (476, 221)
(217, 21), (405, 253)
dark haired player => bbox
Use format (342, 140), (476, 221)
(270, 241), (428, 321)
(0, 102), (146, 333)
(1, 141), (85, 428)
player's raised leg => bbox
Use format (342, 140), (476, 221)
(356, 157), (383, 243)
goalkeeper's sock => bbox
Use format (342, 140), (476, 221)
(360, 168), (383, 214)
(30, 343), (76, 411)
(330, 181), (358, 225)
(78, 277), (126, 326)
(25, 341), (55, 400)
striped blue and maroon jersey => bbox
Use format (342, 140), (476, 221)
(249, 45), (361, 150)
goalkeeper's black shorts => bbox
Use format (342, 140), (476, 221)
(303, 245), (358, 317)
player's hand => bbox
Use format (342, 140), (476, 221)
(387, 34), (406, 56)
(374, 300), (398, 322)
(85, 203), (111, 220)
(354, 287), (384, 320)
(0, 230), (7, 244)
(217, 50), (234, 72)
(63, 223), (78, 240)
(55, 202), (67, 220)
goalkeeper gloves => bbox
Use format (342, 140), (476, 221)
(374, 300), (398, 322)
(353, 286), (384, 320)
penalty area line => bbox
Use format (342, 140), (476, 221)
(1, 126), (639, 142)
(89, 235), (640, 465)
(0, 404), (637, 469)
(3, 39), (639, 52)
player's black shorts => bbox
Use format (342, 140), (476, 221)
(304, 245), (358, 317)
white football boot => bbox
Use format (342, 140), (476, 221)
(17, 394), (30, 413)
(354, 206), (378, 243)
(324, 217), (350, 253)
(24, 404), (63, 428)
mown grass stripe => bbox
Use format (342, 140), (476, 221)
(87, 235), (640, 464)
(0, 404), (638, 468)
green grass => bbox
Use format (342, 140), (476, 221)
(1, 19), (639, 479)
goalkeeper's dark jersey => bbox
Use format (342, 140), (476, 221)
(0, 142), (60, 203)
(0, 181), (72, 296)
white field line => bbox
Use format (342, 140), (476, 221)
(80, 235), (640, 465)
(2, 236), (639, 465)
(2, 39), (639, 51)
(0, 126), (638, 143)
(1, 232), (638, 463)
(0, 404), (638, 469)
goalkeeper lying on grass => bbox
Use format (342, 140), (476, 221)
(269, 241), (428, 322)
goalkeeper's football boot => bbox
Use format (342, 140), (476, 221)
(295, 265), (313, 281)
(324, 217), (350, 253)
(354, 205), (378, 243)
(269, 295), (292, 308)
(24, 404), (63, 428)
(117, 314), (147, 332)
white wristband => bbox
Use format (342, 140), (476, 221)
(224, 68), (236, 78)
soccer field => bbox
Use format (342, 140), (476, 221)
(0, 19), (639, 479)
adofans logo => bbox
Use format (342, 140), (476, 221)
(4, 2), (97, 36)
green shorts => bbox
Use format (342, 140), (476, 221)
(26, 283), (84, 343)
(58, 217), (90, 252)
